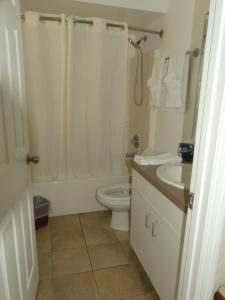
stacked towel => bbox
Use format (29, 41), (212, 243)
(134, 153), (182, 166)
(163, 52), (190, 111)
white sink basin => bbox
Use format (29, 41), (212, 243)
(156, 163), (192, 190)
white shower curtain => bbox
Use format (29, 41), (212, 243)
(67, 17), (128, 177)
(22, 12), (67, 180)
(22, 13), (128, 180)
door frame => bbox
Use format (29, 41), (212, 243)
(178, 0), (225, 298)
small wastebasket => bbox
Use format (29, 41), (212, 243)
(33, 196), (50, 230)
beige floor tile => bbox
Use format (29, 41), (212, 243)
(36, 279), (53, 300)
(53, 272), (100, 300)
(88, 242), (128, 270)
(83, 226), (118, 246)
(52, 248), (91, 277)
(36, 225), (51, 254)
(148, 290), (161, 300)
(120, 241), (138, 262)
(51, 215), (80, 233)
(52, 228), (85, 251)
(130, 262), (155, 293)
(80, 210), (111, 229)
(114, 230), (130, 242)
(38, 253), (52, 280)
(94, 265), (144, 300)
(123, 291), (160, 300)
(80, 211), (118, 245)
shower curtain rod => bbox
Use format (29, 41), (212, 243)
(20, 14), (163, 38)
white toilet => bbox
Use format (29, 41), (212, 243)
(96, 183), (131, 231)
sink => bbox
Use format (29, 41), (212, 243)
(156, 163), (192, 190)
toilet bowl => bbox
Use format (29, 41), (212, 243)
(96, 183), (131, 231)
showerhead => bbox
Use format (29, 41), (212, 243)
(128, 35), (147, 49)
(136, 35), (147, 46)
(128, 37), (138, 48)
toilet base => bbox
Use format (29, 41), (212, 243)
(111, 210), (129, 231)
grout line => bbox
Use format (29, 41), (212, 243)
(41, 213), (156, 299)
(93, 263), (131, 272)
(119, 240), (130, 261)
(78, 214), (102, 299)
(49, 264), (133, 278)
(78, 214), (93, 270)
(118, 293), (147, 300)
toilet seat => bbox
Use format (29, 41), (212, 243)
(97, 184), (130, 209)
(96, 183), (131, 231)
(96, 184), (130, 210)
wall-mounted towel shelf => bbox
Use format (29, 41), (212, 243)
(165, 48), (200, 61)
(186, 48), (200, 57)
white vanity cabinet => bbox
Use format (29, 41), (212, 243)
(130, 169), (185, 300)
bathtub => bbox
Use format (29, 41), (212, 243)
(32, 174), (129, 216)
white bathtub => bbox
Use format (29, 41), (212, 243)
(32, 174), (129, 216)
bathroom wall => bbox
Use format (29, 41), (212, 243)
(127, 31), (160, 156)
(127, 51), (152, 155)
(182, 0), (210, 143)
(74, 0), (169, 13)
(20, 0), (164, 29)
(148, 0), (197, 154)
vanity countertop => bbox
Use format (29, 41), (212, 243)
(132, 161), (189, 213)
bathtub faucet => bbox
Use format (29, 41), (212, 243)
(125, 152), (137, 158)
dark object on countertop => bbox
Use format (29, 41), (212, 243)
(178, 143), (194, 162)
(33, 196), (50, 229)
(214, 291), (225, 300)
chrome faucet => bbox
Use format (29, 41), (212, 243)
(125, 152), (137, 158)
(131, 134), (140, 148)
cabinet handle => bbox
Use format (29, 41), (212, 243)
(152, 221), (158, 237)
(145, 213), (152, 228)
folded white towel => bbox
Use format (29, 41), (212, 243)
(147, 58), (161, 107)
(134, 153), (182, 166)
(163, 52), (190, 111)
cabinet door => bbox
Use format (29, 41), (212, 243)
(150, 212), (182, 300)
(130, 188), (154, 276)
(131, 170), (183, 300)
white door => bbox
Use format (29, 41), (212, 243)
(0, 0), (39, 299)
(178, 0), (225, 298)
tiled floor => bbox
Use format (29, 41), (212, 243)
(36, 211), (160, 300)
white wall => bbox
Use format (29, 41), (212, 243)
(75, 0), (169, 13)
(126, 32), (160, 171)
(148, 0), (197, 154)
(21, 0), (164, 29)
(182, 0), (210, 143)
